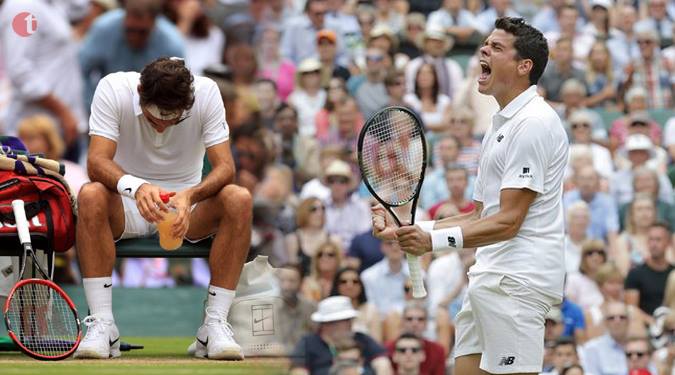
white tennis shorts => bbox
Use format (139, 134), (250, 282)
(454, 272), (557, 374)
(115, 196), (202, 242)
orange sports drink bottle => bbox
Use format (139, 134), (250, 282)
(157, 192), (183, 251)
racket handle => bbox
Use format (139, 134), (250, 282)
(406, 254), (427, 298)
(11, 200), (31, 246)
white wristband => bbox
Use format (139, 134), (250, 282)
(416, 220), (436, 232)
(430, 226), (463, 252)
(117, 174), (148, 199)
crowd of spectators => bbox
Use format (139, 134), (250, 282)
(1, 0), (674, 373)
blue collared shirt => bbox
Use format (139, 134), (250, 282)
(563, 190), (619, 241)
(79, 9), (185, 111)
(580, 334), (626, 375)
(361, 259), (410, 315)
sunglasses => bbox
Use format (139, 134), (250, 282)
(571, 123), (590, 129)
(605, 314), (628, 322)
(637, 39), (654, 45)
(327, 176), (350, 185)
(310, 205), (325, 213)
(395, 346), (421, 354)
(585, 249), (605, 257)
(405, 316), (426, 322)
(339, 278), (361, 285)
(366, 55), (384, 62)
(625, 351), (647, 358)
(630, 121), (649, 127)
(318, 252), (336, 258)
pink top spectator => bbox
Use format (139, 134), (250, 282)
(259, 60), (296, 101)
(609, 118), (662, 147)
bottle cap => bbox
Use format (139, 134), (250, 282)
(159, 192), (175, 203)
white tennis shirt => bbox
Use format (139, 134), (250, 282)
(470, 85), (569, 300)
(88, 72), (229, 192)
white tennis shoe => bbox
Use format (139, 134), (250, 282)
(188, 308), (243, 360)
(74, 315), (121, 359)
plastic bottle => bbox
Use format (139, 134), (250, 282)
(157, 193), (183, 251)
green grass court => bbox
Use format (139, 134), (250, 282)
(0, 337), (288, 374)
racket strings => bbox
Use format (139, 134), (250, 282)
(361, 109), (425, 205)
(6, 283), (78, 357)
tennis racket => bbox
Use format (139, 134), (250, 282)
(358, 106), (428, 298)
(3, 199), (81, 360)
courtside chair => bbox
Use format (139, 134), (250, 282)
(115, 155), (213, 258)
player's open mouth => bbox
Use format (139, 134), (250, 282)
(478, 60), (491, 83)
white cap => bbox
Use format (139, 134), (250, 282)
(325, 160), (353, 179)
(625, 134), (653, 151)
(591, 0), (612, 9)
(311, 296), (359, 323)
(297, 58), (322, 73)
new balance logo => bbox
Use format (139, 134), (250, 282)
(522, 167), (529, 174)
(447, 236), (456, 247)
(496, 134), (504, 142)
(499, 356), (515, 366)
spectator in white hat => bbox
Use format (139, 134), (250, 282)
(581, 0), (614, 40)
(567, 110), (614, 179)
(288, 58), (327, 137)
(289, 295), (393, 375)
(614, 113), (669, 173)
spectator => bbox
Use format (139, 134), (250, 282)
(285, 197), (341, 275)
(532, 0), (578, 34)
(543, 4), (594, 65)
(299, 146), (344, 201)
(384, 302), (446, 375)
(390, 333), (428, 375)
(319, 98), (362, 155)
(618, 167), (675, 232)
(542, 336), (581, 375)
(563, 165), (619, 245)
(607, 4), (640, 72)
(324, 0), (361, 60)
(398, 13), (426, 60)
(317, 30), (351, 86)
(560, 365), (585, 375)
(419, 135), (463, 210)
(355, 5), (377, 51)
(615, 194), (658, 274)
(281, 0), (333, 65)
(621, 28), (674, 110)
(663, 116), (675, 168)
(79, 0), (184, 110)
(373, 0), (405, 34)
(330, 267), (382, 342)
(565, 240), (607, 310)
(331, 335), (371, 375)
(323, 160), (371, 250)
(290, 296), (392, 375)
(635, 0), (673, 48)
(428, 166), (475, 219)
(350, 48), (389, 119)
(257, 26), (296, 101)
(403, 63), (452, 134)
(625, 223), (674, 316)
(585, 263), (626, 340)
(564, 201), (592, 274)
(625, 336), (657, 374)
(560, 296), (587, 345)
(427, 247), (464, 319)
(404, 26), (464, 100)
(255, 78), (280, 129)
(427, 0), (485, 43)
(581, 0), (612, 40)
(277, 264), (317, 354)
(288, 58), (327, 137)
(250, 196), (289, 267)
(581, 301), (630, 375)
(538, 38), (587, 103)
(583, 41), (618, 108)
(567, 111), (614, 179)
(301, 240), (344, 302)
(272, 103), (321, 185)
(544, 307), (567, 370)
(614, 114), (669, 174)
(164, 0), (225, 76)
(609, 86), (662, 151)
(361, 239), (410, 316)
(233, 125), (271, 193)
(448, 107), (482, 176)
(1, 0), (86, 162)
(610, 135), (674, 206)
(316, 78), (348, 139)
(554, 79), (607, 144)
(383, 69), (414, 110)
(368, 24), (409, 71)
(476, 0), (521, 34)
(225, 43), (260, 116)
(346, 230), (383, 273)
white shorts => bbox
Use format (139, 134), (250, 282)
(454, 272), (556, 374)
(115, 196), (206, 242)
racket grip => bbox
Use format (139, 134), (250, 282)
(406, 254), (427, 298)
(11, 200), (31, 245)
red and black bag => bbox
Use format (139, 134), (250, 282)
(0, 154), (76, 253)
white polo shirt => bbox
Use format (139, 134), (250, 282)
(470, 85), (568, 300)
(89, 72), (228, 191)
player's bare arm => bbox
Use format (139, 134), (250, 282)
(87, 135), (169, 223)
(397, 189), (536, 255)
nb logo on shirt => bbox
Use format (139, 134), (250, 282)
(522, 167), (529, 174)
(496, 134), (504, 142)
(519, 167), (533, 179)
(498, 356), (516, 366)
(447, 236), (456, 247)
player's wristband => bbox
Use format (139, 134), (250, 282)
(417, 220), (436, 232)
(117, 174), (148, 199)
(430, 226), (463, 252)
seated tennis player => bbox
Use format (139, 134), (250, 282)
(74, 57), (251, 360)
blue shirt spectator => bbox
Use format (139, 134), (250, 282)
(79, 6), (184, 111)
(560, 298), (585, 339)
(347, 231), (383, 273)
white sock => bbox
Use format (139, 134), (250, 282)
(83, 277), (114, 321)
(205, 285), (235, 323)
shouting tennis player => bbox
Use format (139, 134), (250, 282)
(373, 18), (568, 374)
(74, 57), (251, 360)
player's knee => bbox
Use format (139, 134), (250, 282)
(218, 185), (252, 217)
(77, 182), (109, 217)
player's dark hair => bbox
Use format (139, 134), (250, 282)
(139, 57), (195, 113)
(494, 17), (549, 85)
